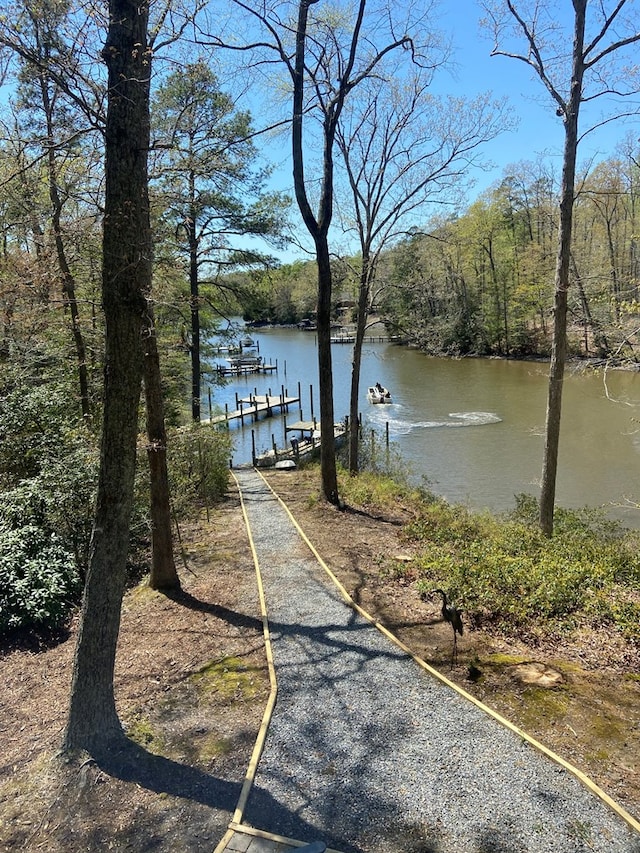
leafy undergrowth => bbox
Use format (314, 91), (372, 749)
(339, 470), (640, 644)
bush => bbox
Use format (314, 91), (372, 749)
(0, 524), (81, 632)
(407, 493), (640, 640)
(0, 382), (99, 573)
(168, 423), (233, 515)
(0, 382), (99, 635)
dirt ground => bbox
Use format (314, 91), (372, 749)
(1, 467), (639, 852)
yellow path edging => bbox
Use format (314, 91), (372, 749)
(227, 822), (343, 852)
(256, 468), (640, 837)
(212, 472), (280, 853)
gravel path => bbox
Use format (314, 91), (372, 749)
(233, 467), (640, 853)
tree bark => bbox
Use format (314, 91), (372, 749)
(189, 189), (201, 421)
(38, 60), (91, 420)
(539, 1), (586, 536)
(292, 0), (339, 504)
(143, 309), (179, 590)
(315, 237), (339, 501)
(348, 262), (370, 474)
(64, 0), (152, 753)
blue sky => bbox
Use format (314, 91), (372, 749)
(434, 3), (636, 190)
(249, 0), (639, 263)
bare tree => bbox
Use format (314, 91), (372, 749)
(336, 72), (509, 472)
(485, 0), (640, 535)
(203, 0), (431, 503)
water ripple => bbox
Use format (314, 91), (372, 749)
(368, 410), (502, 435)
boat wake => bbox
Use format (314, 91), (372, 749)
(367, 410), (502, 435)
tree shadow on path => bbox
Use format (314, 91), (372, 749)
(91, 736), (340, 849)
(164, 588), (263, 631)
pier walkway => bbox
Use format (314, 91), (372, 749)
(206, 394), (300, 427)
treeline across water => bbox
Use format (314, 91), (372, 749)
(240, 152), (640, 362)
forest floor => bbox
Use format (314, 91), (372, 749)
(1, 466), (639, 852)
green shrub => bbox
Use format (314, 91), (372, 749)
(408, 493), (640, 639)
(0, 382), (99, 574)
(0, 382), (99, 635)
(0, 524), (81, 632)
(338, 467), (412, 508)
(167, 423), (233, 515)
(349, 425), (412, 484)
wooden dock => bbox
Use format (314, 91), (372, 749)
(215, 362), (278, 376)
(254, 421), (346, 467)
(207, 391), (300, 426)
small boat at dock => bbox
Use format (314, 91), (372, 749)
(254, 421), (347, 467)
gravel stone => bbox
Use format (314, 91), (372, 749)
(234, 468), (640, 853)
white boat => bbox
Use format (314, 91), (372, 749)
(367, 384), (392, 404)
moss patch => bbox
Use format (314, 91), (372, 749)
(190, 655), (262, 702)
(125, 713), (165, 753)
(482, 653), (527, 668)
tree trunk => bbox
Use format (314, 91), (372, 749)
(291, 0), (339, 505)
(348, 263), (370, 474)
(38, 71), (91, 420)
(539, 1), (586, 537)
(189, 190), (201, 421)
(64, 0), (152, 753)
(143, 309), (179, 590)
(315, 237), (339, 502)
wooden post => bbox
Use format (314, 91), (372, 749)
(386, 421), (390, 465)
(251, 429), (256, 466)
(310, 384), (314, 421)
(272, 433), (277, 460)
(208, 388), (212, 421)
(225, 402), (229, 421)
(240, 400), (244, 425)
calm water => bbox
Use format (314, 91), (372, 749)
(205, 327), (640, 526)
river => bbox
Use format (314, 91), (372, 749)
(205, 326), (640, 527)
